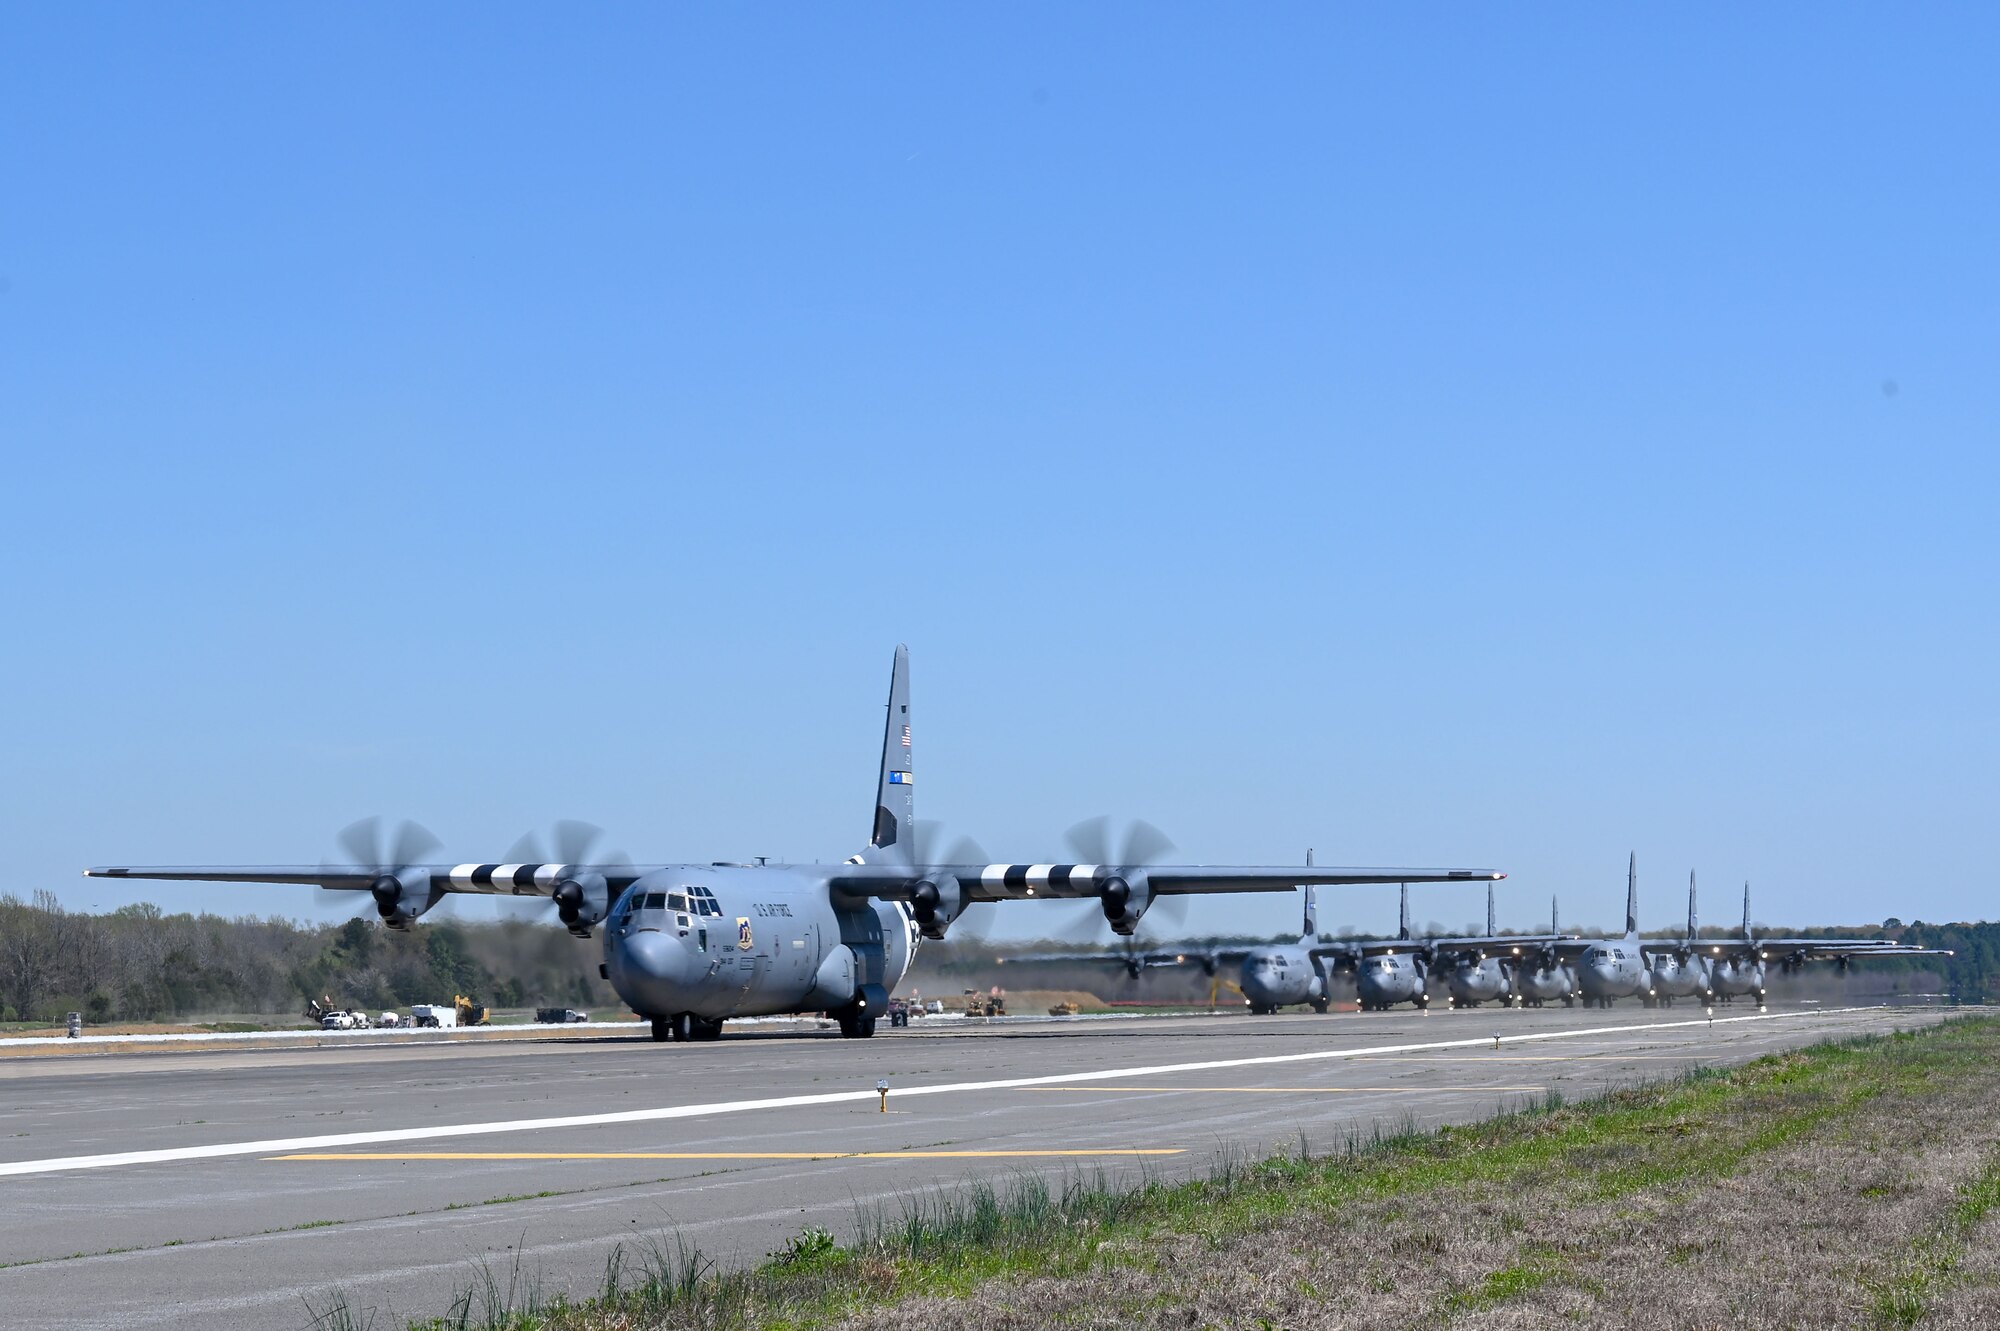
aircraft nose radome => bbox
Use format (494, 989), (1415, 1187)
(612, 931), (695, 1008)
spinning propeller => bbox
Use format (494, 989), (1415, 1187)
(911, 821), (991, 940)
(1046, 816), (1189, 944)
(317, 817), (441, 922)
(503, 820), (631, 935)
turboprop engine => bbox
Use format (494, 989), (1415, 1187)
(1098, 874), (1152, 936)
(550, 869), (611, 938)
(370, 870), (442, 930)
(911, 874), (963, 940)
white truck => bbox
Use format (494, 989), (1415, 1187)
(410, 1003), (457, 1029)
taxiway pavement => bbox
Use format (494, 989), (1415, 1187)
(0, 1002), (1948, 1331)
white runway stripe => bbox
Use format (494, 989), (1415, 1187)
(0, 1007), (1880, 1179)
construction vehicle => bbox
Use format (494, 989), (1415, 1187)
(962, 987), (1007, 1018)
(1047, 1000), (1081, 1016)
(305, 996), (369, 1030)
(455, 995), (489, 1026)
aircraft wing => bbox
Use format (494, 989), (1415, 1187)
(1750, 940), (1954, 961)
(84, 863), (647, 895)
(835, 863), (1503, 901)
(1424, 933), (1563, 956)
(1143, 867), (1504, 895)
(995, 948), (1242, 971)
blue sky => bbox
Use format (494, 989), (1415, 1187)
(2, 5), (1994, 940)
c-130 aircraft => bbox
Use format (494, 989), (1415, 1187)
(88, 647), (1504, 1043)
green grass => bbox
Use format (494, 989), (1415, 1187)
(352, 1015), (2000, 1331)
(1867, 1145), (2000, 1325)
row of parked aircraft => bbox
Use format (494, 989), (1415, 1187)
(84, 648), (1942, 1042)
(1002, 854), (1948, 1014)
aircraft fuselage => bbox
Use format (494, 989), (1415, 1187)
(1646, 952), (1710, 1001)
(1707, 955), (1767, 1002)
(1354, 952), (1427, 1010)
(1240, 947), (1326, 1012)
(603, 865), (917, 1023)
(1575, 939), (1651, 1006)
(1442, 956), (1509, 1007)
(1510, 961), (1576, 1005)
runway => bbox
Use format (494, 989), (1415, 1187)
(0, 1002), (1947, 1331)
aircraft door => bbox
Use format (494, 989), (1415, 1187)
(785, 921), (816, 990)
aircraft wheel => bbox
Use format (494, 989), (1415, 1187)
(1414, 997), (1429, 1011)
(1562, 996), (1575, 1008)
(689, 1017), (724, 1042)
(1312, 997), (1331, 1014)
(650, 1017), (671, 1043)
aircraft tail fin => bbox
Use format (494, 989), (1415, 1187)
(1625, 852), (1640, 939)
(1302, 850), (1318, 939)
(1486, 882), (1497, 936)
(1398, 883), (1410, 941)
(1688, 871), (1699, 941)
(1551, 894), (1560, 934)
(865, 645), (915, 863)
(1742, 881), (1752, 940)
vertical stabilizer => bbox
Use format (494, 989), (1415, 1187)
(1302, 850), (1318, 940)
(1398, 883), (1411, 941)
(1625, 852), (1640, 939)
(866, 645), (914, 862)
(1486, 882), (1497, 936)
(1688, 871), (1699, 941)
(1551, 895), (1560, 934)
(1742, 881), (1752, 940)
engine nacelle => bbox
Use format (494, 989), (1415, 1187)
(912, 875), (964, 941)
(371, 871), (440, 931)
(551, 870), (611, 938)
(1099, 874), (1152, 936)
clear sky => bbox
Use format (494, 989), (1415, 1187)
(2, 5), (1994, 942)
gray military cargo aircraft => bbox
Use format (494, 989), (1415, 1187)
(1639, 872), (1713, 1006)
(996, 860), (1341, 1014)
(1006, 879), (1552, 1015)
(1534, 858), (1944, 1011)
(87, 646), (1505, 1042)
(1538, 854), (1654, 1007)
(1507, 896), (1580, 1007)
(1422, 882), (1563, 1008)
(1683, 882), (1949, 1005)
(1337, 885), (1430, 1012)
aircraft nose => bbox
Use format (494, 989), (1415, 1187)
(610, 930), (697, 1011)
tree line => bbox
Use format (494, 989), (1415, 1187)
(1, 892), (1993, 1026)
(0, 893), (616, 1025)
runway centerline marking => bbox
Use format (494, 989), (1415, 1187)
(271, 1149), (1184, 1162)
(0, 1006), (1886, 1180)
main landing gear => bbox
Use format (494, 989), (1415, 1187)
(836, 1005), (878, 1038)
(650, 1014), (724, 1042)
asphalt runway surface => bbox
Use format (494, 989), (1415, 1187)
(0, 1002), (1949, 1331)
